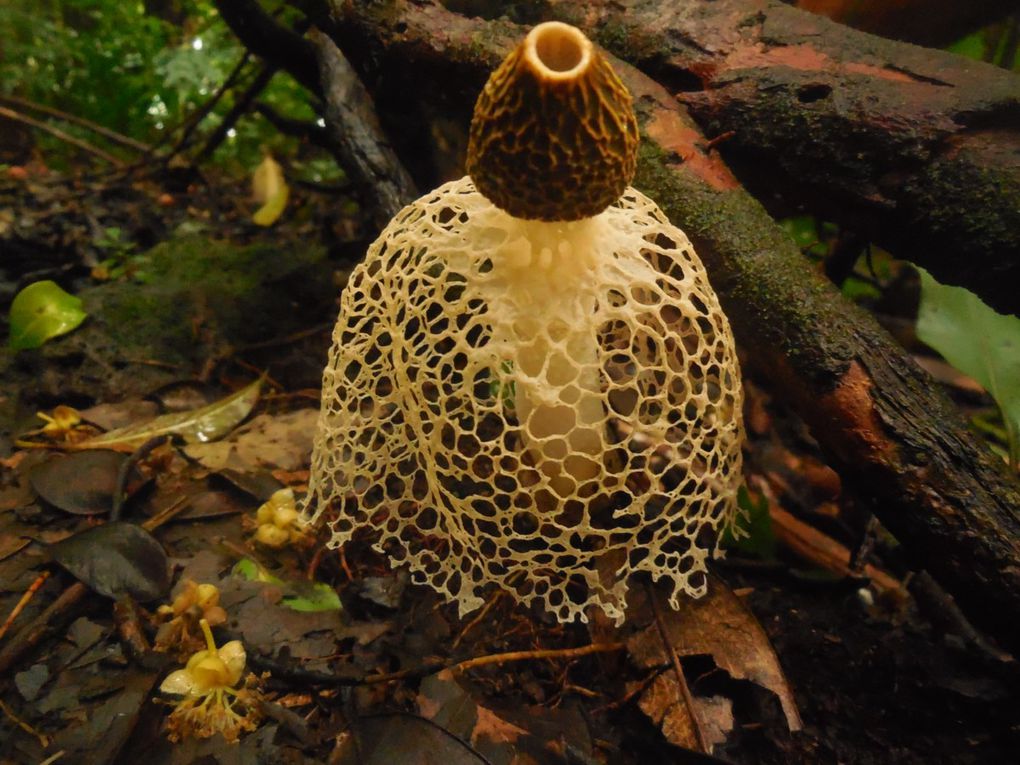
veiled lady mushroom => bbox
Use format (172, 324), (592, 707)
(304, 22), (744, 624)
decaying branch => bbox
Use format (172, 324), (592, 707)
(213, 0), (319, 94)
(325, 1), (1020, 654)
(311, 30), (419, 228)
(541, 0), (1020, 316)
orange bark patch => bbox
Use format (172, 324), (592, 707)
(844, 61), (915, 83)
(645, 109), (739, 191)
(818, 360), (898, 465)
(725, 43), (918, 84)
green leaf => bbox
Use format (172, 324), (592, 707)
(76, 376), (263, 450)
(917, 268), (1020, 467)
(281, 581), (343, 613)
(721, 486), (776, 558)
(946, 32), (986, 61)
(8, 280), (88, 350)
(231, 557), (342, 612)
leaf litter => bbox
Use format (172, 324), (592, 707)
(3, 181), (1015, 763)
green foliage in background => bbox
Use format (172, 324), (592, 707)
(0, 0), (319, 170)
(948, 22), (1020, 70)
(917, 268), (1020, 470)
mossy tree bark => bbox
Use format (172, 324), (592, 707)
(538, 0), (1020, 317)
(321, 0), (1020, 654)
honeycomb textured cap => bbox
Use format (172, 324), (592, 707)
(304, 177), (745, 624)
(467, 21), (640, 222)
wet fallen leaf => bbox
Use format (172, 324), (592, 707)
(332, 713), (488, 765)
(214, 468), (284, 502)
(8, 279), (88, 350)
(146, 379), (220, 412)
(637, 674), (734, 753)
(628, 577), (802, 735)
(416, 669), (599, 765)
(48, 522), (171, 602)
(78, 399), (160, 431)
(216, 576), (344, 668)
(74, 376), (262, 450)
(180, 486), (253, 520)
(29, 450), (144, 515)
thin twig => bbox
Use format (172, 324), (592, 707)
(452, 591), (504, 649)
(161, 51), (252, 160)
(647, 580), (709, 753)
(0, 571), (50, 641)
(0, 699), (49, 748)
(247, 640), (625, 687)
(0, 105), (123, 166)
(0, 94), (152, 153)
(194, 65), (277, 164)
(111, 436), (169, 521)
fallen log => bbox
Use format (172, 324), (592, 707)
(328, 1), (1020, 654)
(541, 0), (1020, 316)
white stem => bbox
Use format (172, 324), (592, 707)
(481, 216), (609, 500)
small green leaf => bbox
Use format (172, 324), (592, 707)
(917, 268), (1020, 467)
(281, 581), (343, 612)
(76, 376), (263, 450)
(231, 557), (342, 612)
(722, 486), (776, 558)
(8, 280), (88, 350)
(231, 557), (265, 581)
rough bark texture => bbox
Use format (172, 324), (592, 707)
(213, 0), (320, 94)
(538, 0), (1020, 317)
(328, 0), (1020, 654)
(312, 30), (419, 228)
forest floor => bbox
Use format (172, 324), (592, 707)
(0, 167), (1016, 764)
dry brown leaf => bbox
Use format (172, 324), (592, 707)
(629, 577), (802, 733)
(636, 673), (698, 750)
(471, 706), (530, 749)
(184, 409), (316, 473)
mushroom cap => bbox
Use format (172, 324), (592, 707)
(467, 22), (639, 222)
(304, 177), (744, 624)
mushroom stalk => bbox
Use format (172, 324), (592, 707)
(486, 218), (608, 499)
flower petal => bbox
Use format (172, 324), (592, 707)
(219, 640), (247, 685)
(160, 668), (200, 696)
